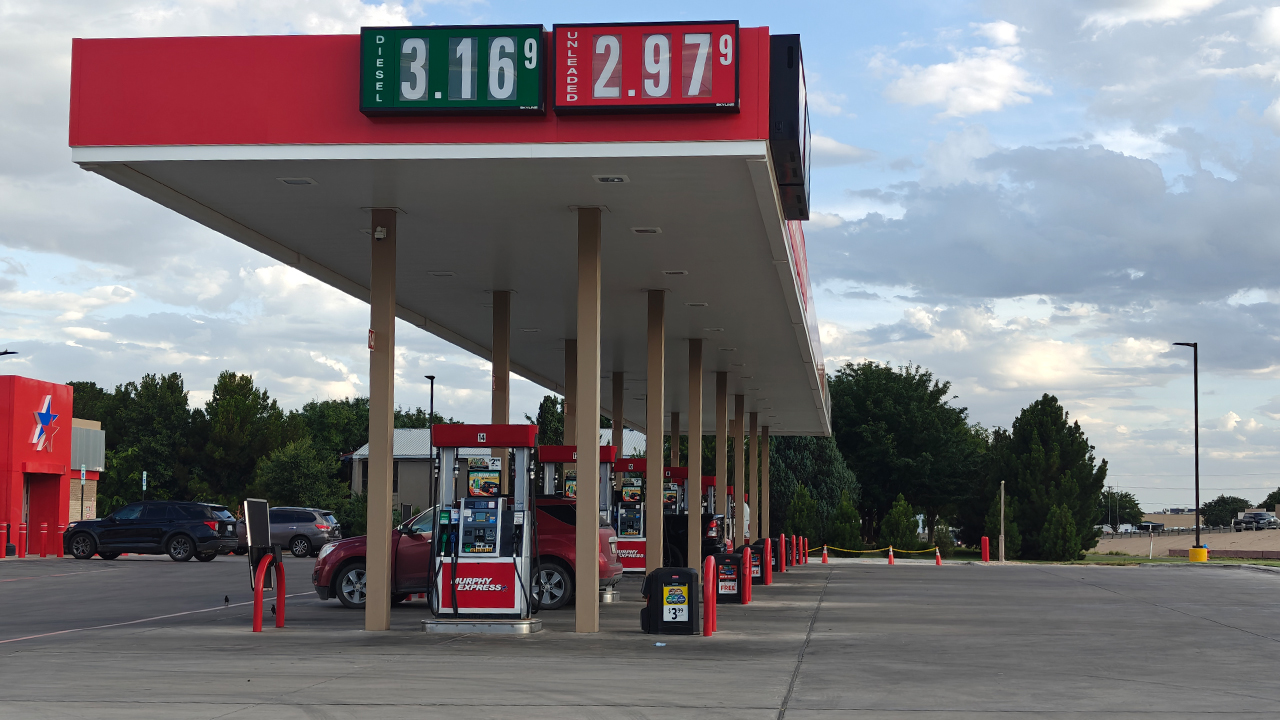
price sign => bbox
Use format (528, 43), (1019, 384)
(662, 583), (689, 621)
(361, 25), (546, 115)
(553, 21), (739, 113)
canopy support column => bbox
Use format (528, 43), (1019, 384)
(492, 290), (511, 493)
(715, 372), (728, 521)
(734, 394), (745, 547)
(761, 425), (770, 539)
(644, 289), (665, 574)
(687, 340), (703, 569)
(364, 208), (397, 632)
(574, 208), (602, 633)
(612, 372), (624, 489)
(749, 411), (758, 541)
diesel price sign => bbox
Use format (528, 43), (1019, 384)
(553, 21), (739, 113)
(361, 25), (545, 115)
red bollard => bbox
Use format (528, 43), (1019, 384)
(793, 535), (799, 566)
(778, 535), (787, 572)
(39, 523), (48, 557)
(703, 554), (717, 636)
(17, 523), (26, 558)
(0, 523), (7, 559)
(981, 536), (990, 563)
(275, 561), (286, 628)
(741, 547), (752, 605)
(762, 539), (773, 585)
(804, 538), (809, 564)
(56, 525), (65, 558)
(252, 555), (272, 632)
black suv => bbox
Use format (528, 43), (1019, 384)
(64, 501), (239, 562)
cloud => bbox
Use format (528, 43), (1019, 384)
(973, 21), (1020, 47)
(881, 38), (1049, 117)
(1083, 0), (1224, 30)
(811, 135), (876, 167)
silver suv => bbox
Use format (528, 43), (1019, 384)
(236, 507), (342, 557)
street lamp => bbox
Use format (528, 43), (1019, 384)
(1172, 342), (1201, 550)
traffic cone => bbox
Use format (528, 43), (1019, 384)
(821, 545), (829, 563)
(935, 547), (942, 565)
(888, 546), (895, 565)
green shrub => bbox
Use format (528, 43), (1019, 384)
(880, 493), (921, 552)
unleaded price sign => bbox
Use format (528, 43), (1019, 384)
(553, 21), (739, 114)
(361, 25), (546, 115)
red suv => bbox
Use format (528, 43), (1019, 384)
(312, 497), (623, 610)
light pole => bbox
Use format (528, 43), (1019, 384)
(999, 480), (1005, 562)
(1172, 342), (1201, 548)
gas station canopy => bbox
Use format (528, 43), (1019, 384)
(69, 26), (828, 435)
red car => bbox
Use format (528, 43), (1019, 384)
(311, 497), (623, 610)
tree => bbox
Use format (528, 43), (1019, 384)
(252, 437), (343, 510)
(1201, 495), (1252, 527)
(193, 371), (291, 505)
(96, 373), (195, 509)
(825, 491), (863, 553)
(68, 380), (113, 422)
(1098, 489), (1143, 531)
(527, 395), (564, 447)
(931, 516), (955, 558)
(828, 362), (983, 544)
(1257, 488), (1280, 513)
(1041, 504), (1080, 561)
(978, 394), (1106, 560)
(768, 435), (859, 543)
(879, 493), (921, 551)
(784, 485), (819, 540)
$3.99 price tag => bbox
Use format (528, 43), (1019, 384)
(663, 584), (689, 622)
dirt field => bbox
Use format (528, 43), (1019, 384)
(1096, 528), (1280, 556)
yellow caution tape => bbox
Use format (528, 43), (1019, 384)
(811, 546), (939, 554)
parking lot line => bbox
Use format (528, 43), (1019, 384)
(0, 567), (117, 583)
(0, 591), (313, 645)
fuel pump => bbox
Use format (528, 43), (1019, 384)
(430, 424), (537, 620)
(536, 444), (617, 517)
(613, 457), (648, 572)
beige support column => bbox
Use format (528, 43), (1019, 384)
(644, 289), (665, 573)
(365, 208), (397, 632)
(686, 340), (703, 569)
(564, 340), (577, 444)
(728, 411), (738, 547)
(733, 395), (745, 547)
(761, 425), (771, 539)
(715, 372), (728, 521)
(749, 412), (758, 541)
(574, 208), (602, 633)
(492, 290), (511, 493)
(612, 372), (624, 489)
(670, 411), (680, 469)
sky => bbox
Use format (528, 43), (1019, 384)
(3, 0), (1280, 510)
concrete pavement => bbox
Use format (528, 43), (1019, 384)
(1, 554), (1278, 718)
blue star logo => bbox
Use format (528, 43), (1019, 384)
(31, 395), (58, 452)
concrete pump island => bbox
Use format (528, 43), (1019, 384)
(0, 16), (1277, 720)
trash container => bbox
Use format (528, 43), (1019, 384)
(640, 567), (701, 635)
(712, 553), (745, 604)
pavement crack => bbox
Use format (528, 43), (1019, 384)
(777, 567), (832, 720)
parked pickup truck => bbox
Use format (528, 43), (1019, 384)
(311, 496), (623, 611)
(1233, 512), (1279, 531)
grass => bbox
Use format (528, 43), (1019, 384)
(945, 547), (1280, 568)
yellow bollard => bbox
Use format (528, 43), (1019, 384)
(1188, 547), (1209, 562)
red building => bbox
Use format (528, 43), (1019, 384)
(0, 376), (103, 556)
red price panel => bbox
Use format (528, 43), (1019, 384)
(553, 21), (739, 113)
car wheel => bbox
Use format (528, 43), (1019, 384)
(289, 535), (312, 558)
(98, 552), (120, 560)
(195, 551), (218, 562)
(167, 535), (195, 562)
(336, 562), (367, 609)
(70, 533), (96, 560)
(533, 560), (573, 610)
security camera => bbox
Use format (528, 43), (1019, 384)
(374, 227), (387, 239)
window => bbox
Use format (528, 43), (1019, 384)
(407, 509), (435, 534)
(142, 504), (174, 520)
(177, 504), (210, 520)
(112, 503), (143, 520)
(268, 508), (287, 523)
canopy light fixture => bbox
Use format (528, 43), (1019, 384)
(520, 328), (540, 333)
(277, 177), (316, 186)
(719, 347), (737, 352)
(704, 327), (724, 332)
(633, 396), (646, 401)
(685, 302), (708, 307)
(428, 271), (455, 277)
(593, 175), (629, 183)
(662, 270), (688, 276)
(631, 227), (661, 234)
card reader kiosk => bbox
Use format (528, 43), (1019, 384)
(618, 477), (644, 538)
(459, 497), (503, 556)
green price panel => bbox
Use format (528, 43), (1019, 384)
(361, 25), (545, 115)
